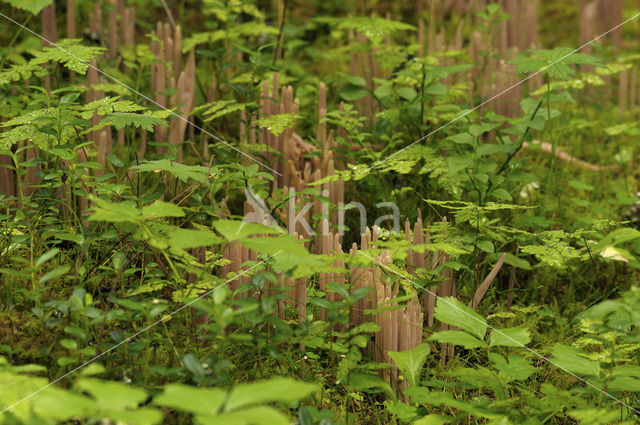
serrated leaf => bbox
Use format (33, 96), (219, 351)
(225, 378), (317, 411)
(551, 344), (600, 377)
(429, 330), (488, 349)
(489, 327), (530, 347)
(1, 0), (53, 15)
(154, 384), (226, 415)
(414, 415), (454, 425)
(196, 406), (290, 425)
(434, 297), (487, 339)
(141, 201), (184, 219)
(130, 159), (210, 183)
(388, 344), (430, 388)
(74, 378), (148, 410)
(167, 228), (222, 249)
(213, 220), (281, 241)
(88, 198), (140, 224)
(489, 353), (536, 381)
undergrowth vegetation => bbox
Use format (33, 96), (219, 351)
(1, 0), (640, 424)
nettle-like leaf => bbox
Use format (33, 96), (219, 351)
(230, 22), (279, 39)
(254, 113), (300, 137)
(489, 327), (531, 347)
(388, 343), (430, 388)
(154, 378), (316, 425)
(192, 100), (253, 122)
(433, 297), (487, 339)
(130, 159), (212, 183)
(316, 16), (415, 45)
(508, 47), (603, 80)
(489, 353), (537, 381)
(429, 330), (488, 349)
(182, 30), (226, 52)
(30, 39), (106, 74)
(550, 344), (600, 377)
(1, 0), (52, 15)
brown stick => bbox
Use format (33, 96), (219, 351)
(469, 253), (507, 309)
(521, 140), (620, 172)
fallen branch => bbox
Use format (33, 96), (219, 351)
(522, 140), (620, 172)
(469, 253), (507, 309)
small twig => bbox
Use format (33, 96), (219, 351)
(469, 253), (507, 309)
(273, 0), (288, 65)
(159, 0), (176, 30)
(521, 140), (620, 172)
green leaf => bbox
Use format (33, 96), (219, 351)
(213, 220), (281, 241)
(567, 409), (621, 425)
(141, 201), (185, 219)
(35, 248), (59, 268)
(607, 376), (640, 392)
(31, 387), (99, 422)
(429, 331), (488, 349)
(344, 372), (396, 400)
(489, 353), (536, 381)
(130, 159), (211, 183)
(154, 384), (226, 415)
(550, 344), (600, 377)
(167, 228), (222, 249)
(388, 343), (430, 388)
(88, 198), (140, 224)
(447, 155), (474, 174)
(447, 133), (475, 146)
(103, 408), (162, 425)
(502, 253), (531, 270)
(38, 266), (69, 284)
(413, 415), (454, 425)
(340, 85), (370, 101)
(196, 406), (290, 425)
(238, 236), (307, 256)
(59, 339), (78, 350)
(182, 354), (206, 380)
(433, 297), (487, 339)
(489, 327), (531, 347)
(75, 378), (148, 410)
(1, 0), (53, 14)
(224, 378), (317, 411)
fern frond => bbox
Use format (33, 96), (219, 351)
(106, 113), (167, 132)
(254, 113), (300, 136)
(30, 39), (106, 74)
(192, 100), (253, 122)
(81, 96), (145, 119)
(0, 62), (46, 86)
(316, 16), (415, 45)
